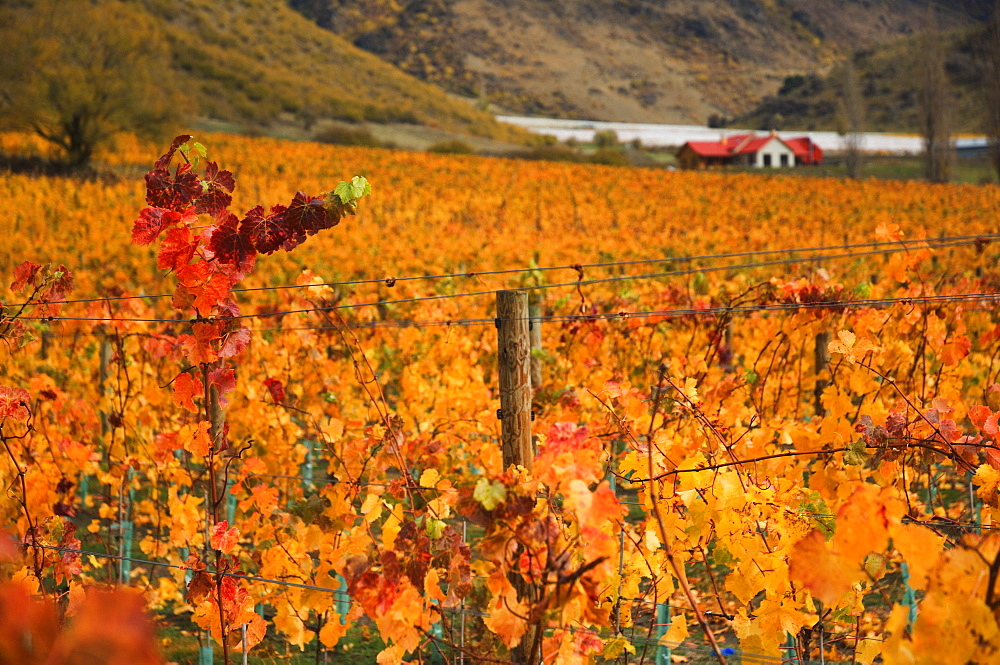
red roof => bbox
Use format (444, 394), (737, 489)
(681, 133), (823, 164)
(682, 141), (733, 157)
(783, 137), (824, 164)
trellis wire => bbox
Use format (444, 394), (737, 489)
(7, 231), (995, 309)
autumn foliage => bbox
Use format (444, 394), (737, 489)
(1, 131), (1000, 664)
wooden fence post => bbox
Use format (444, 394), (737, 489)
(496, 290), (536, 664)
(496, 290), (533, 472)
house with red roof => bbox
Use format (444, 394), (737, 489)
(676, 131), (823, 169)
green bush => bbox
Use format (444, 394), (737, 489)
(589, 148), (629, 166)
(593, 129), (619, 148)
(509, 145), (584, 163)
(313, 125), (382, 147)
(427, 139), (475, 155)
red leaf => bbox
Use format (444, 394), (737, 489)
(240, 205), (289, 255)
(219, 327), (250, 358)
(263, 378), (285, 404)
(987, 412), (1000, 439)
(195, 161), (235, 215)
(206, 211), (256, 274)
(10, 261), (41, 292)
(153, 134), (193, 170)
(180, 321), (223, 365)
(172, 372), (203, 413)
(283, 191), (329, 246)
(157, 226), (197, 272)
(145, 164), (203, 210)
(132, 207), (182, 245)
(0, 385), (31, 421)
(176, 262), (235, 313)
(42, 265), (73, 302)
(208, 366), (236, 407)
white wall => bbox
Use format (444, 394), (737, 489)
(754, 137), (796, 168)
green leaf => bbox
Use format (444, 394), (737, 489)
(334, 175), (372, 204)
(854, 282), (872, 298)
(844, 438), (869, 466)
(602, 636), (636, 659)
(424, 518), (446, 539)
(473, 478), (506, 511)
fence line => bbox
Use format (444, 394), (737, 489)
(7, 232), (995, 309)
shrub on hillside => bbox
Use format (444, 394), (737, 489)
(589, 148), (629, 166)
(509, 145), (584, 163)
(427, 139), (475, 155)
(313, 125), (382, 147)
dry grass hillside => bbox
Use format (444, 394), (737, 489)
(290, 0), (990, 125)
(137, 0), (529, 142)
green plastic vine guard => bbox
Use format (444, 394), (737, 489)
(656, 602), (671, 665)
(119, 468), (135, 583)
(198, 644), (213, 665)
(336, 574), (350, 623)
(901, 561), (918, 630)
(302, 439), (315, 492)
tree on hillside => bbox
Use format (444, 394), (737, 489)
(0, 0), (181, 168)
(915, 9), (954, 183)
(837, 56), (866, 179)
(983, 5), (1000, 181)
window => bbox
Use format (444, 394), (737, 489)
(780, 154), (789, 167)
(763, 154), (772, 167)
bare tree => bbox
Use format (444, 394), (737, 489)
(984, 3), (1000, 181)
(838, 55), (866, 179)
(915, 8), (954, 183)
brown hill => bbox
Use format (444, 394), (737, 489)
(137, 0), (528, 142)
(290, 0), (990, 125)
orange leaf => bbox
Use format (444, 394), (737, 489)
(210, 521), (239, 553)
(181, 421), (212, 457)
(970, 405), (993, 430)
(789, 529), (854, 605)
(172, 373), (203, 413)
(832, 484), (897, 563)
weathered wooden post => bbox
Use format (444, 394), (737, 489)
(497, 290), (533, 472)
(496, 290), (536, 664)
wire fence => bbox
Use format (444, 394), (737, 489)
(6, 235), (998, 663)
(6, 231), (995, 309)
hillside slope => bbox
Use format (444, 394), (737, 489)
(732, 24), (990, 133)
(289, 0), (989, 125)
(138, 0), (526, 141)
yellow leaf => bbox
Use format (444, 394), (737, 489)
(660, 614), (689, 649)
(855, 637), (882, 665)
(360, 493), (383, 523)
(382, 502), (403, 551)
(419, 468), (440, 489)
(974, 464), (1000, 506)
